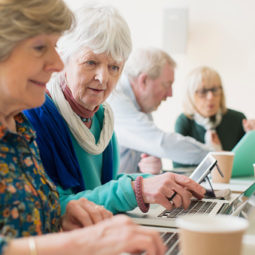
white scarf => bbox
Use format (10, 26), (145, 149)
(194, 111), (222, 130)
(194, 111), (223, 151)
(47, 80), (114, 155)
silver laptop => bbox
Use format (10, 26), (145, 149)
(150, 188), (255, 255)
(123, 182), (255, 255)
(163, 182), (255, 255)
(126, 182), (255, 228)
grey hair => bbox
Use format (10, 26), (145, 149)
(0, 0), (74, 61)
(57, 2), (132, 64)
(183, 66), (227, 117)
(124, 47), (176, 81)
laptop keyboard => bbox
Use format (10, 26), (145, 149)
(161, 232), (180, 255)
(158, 200), (217, 218)
(136, 231), (180, 255)
(131, 200), (229, 255)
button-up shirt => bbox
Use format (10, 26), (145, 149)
(108, 75), (212, 173)
(0, 113), (61, 253)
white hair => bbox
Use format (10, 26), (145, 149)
(57, 2), (132, 64)
(124, 47), (176, 81)
(47, 2), (132, 90)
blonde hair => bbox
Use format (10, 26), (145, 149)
(183, 66), (227, 117)
(124, 47), (176, 81)
(0, 0), (74, 61)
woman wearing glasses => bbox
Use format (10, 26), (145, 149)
(173, 66), (250, 168)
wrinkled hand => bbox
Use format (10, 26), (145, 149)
(71, 215), (166, 255)
(243, 119), (255, 132)
(138, 153), (162, 174)
(61, 198), (112, 231)
(141, 172), (206, 210)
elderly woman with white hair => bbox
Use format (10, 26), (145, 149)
(0, 0), (167, 254)
(173, 66), (254, 168)
(25, 3), (205, 216)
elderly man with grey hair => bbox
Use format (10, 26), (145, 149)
(108, 47), (212, 174)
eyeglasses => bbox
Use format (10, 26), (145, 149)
(195, 86), (222, 98)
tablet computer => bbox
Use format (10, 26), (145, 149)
(189, 153), (217, 183)
(168, 153), (218, 201)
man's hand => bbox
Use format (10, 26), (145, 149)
(138, 153), (162, 174)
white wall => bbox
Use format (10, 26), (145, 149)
(64, 0), (255, 134)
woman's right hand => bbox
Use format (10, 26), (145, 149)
(140, 172), (206, 210)
(68, 215), (166, 255)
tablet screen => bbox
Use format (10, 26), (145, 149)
(190, 154), (217, 184)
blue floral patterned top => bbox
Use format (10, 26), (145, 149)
(0, 113), (61, 254)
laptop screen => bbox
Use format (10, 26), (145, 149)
(220, 182), (255, 215)
(232, 130), (255, 177)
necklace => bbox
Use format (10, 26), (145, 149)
(80, 117), (92, 122)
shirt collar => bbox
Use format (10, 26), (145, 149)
(0, 113), (36, 142)
(120, 74), (141, 111)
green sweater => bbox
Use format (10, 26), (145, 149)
(57, 106), (149, 215)
(173, 108), (246, 168)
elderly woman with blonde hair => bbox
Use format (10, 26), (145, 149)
(25, 2), (205, 218)
(0, 0), (166, 254)
(173, 66), (253, 168)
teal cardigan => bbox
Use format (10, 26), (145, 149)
(173, 109), (246, 168)
(58, 125), (139, 214)
(57, 109), (144, 214)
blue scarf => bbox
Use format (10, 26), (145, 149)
(24, 95), (113, 193)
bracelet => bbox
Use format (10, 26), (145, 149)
(134, 176), (150, 213)
(28, 237), (37, 255)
